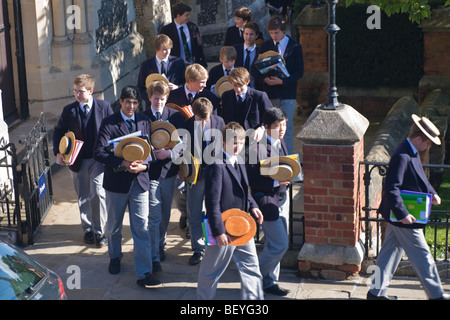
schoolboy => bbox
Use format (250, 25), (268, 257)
(93, 86), (160, 288)
(206, 46), (237, 92)
(143, 80), (185, 270)
(167, 63), (220, 115)
(233, 21), (261, 73)
(221, 67), (272, 143)
(197, 122), (264, 300)
(160, 2), (207, 68)
(137, 34), (186, 106)
(246, 107), (291, 296)
(250, 15), (303, 154)
(53, 74), (113, 247)
(184, 97), (225, 265)
(224, 6), (252, 46)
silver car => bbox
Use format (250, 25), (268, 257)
(0, 238), (67, 300)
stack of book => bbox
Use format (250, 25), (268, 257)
(390, 190), (432, 224)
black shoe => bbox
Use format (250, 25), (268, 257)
(264, 284), (290, 296)
(84, 231), (95, 244)
(136, 272), (162, 288)
(153, 261), (162, 273)
(108, 258), (121, 275)
(367, 291), (397, 300)
(95, 234), (107, 247)
(189, 252), (202, 265)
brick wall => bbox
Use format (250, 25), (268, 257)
(302, 139), (365, 248)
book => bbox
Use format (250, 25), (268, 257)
(60, 139), (83, 166)
(254, 55), (290, 79)
(390, 190), (432, 224)
(201, 215), (217, 246)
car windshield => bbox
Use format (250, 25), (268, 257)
(0, 242), (46, 300)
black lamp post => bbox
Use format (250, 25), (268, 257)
(319, 0), (345, 110)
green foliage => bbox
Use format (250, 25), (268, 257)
(345, 0), (449, 23)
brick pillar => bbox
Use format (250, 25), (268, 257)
(297, 105), (369, 280)
(294, 4), (329, 115)
(418, 7), (450, 103)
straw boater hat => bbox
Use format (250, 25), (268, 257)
(412, 114), (441, 145)
(221, 208), (257, 246)
(257, 50), (286, 64)
(59, 131), (77, 163)
(150, 121), (179, 149)
(145, 73), (169, 88)
(114, 137), (151, 162)
(260, 156), (301, 181)
(166, 103), (192, 120)
(178, 151), (198, 184)
(214, 75), (233, 98)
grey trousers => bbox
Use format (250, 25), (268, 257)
(369, 223), (445, 299)
(70, 158), (107, 235)
(197, 238), (264, 300)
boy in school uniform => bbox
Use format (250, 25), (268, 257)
(142, 80), (185, 270)
(167, 63), (220, 115)
(250, 15), (303, 154)
(93, 86), (160, 288)
(184, 97), (225, 265)
(246, 107), (291, 296)
(233, 21), (260, 72)
(137, 34), (186, 107)
(224, 6), (264, 47)
(160, 2), (207, 68)
(197, 122), (264, 300)
(206, 46), (237, 92)
(221, 67), (272, 143)
(53, 74), (113, 247)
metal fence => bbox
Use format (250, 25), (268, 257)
(0, 113), (53, 246)
(360, 160), (450, 262)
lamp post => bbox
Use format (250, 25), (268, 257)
(320, 0), (345, 110)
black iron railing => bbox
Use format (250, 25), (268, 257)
(0, 113), (53, 246)
(360, 160), (450, 262)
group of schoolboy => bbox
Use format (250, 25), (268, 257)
(53, 2), (303, 299)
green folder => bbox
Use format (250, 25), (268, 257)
(390, 190), (432, 224)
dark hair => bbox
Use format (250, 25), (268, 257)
(172, 2), (191, 18)
(234, 6), (252, 21)
(267, 15), (286, 32)
(120, 85), (141, 102)
(192, 97), (213, 118)
(263, 107), (287, 127)
(243, 21), (260, 35)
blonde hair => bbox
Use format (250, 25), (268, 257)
(146, 80), (170, 98)
(185, 63), (209, 82)
(154, 34), (173, 51)
(74, 74), (95, 91)
(229, 67), (250, 86)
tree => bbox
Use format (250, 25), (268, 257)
(345, 0), (450, 24)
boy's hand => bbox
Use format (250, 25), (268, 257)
(216, 233), (230, 247)
(250, 207), (264, 224)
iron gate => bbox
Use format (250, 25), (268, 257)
(0, 113), (53, 246)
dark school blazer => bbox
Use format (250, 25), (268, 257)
(159, 21), (208, 68)
(53, 98), (114, 172)
(137, 55), (186, 104)
(246, 137), (288, 221)
(377, 139), (437, 229)
(142, 107), (185, 180)
(205, 153), (259, 237)
(93, 112), (151, 193)
(250, 36), (304, 99)
(167, 85), (220, 116)
(184, 114), (225, 168)
(220, 87), (272, 130)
